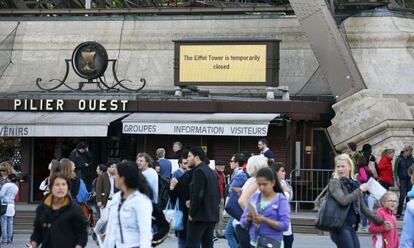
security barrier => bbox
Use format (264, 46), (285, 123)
(289, 169), (333, 212)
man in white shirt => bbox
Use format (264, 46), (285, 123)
(137, 153), (159, 204)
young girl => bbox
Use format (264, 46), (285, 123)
(368, 192), (399, 248)
(240, 167), (290, 248)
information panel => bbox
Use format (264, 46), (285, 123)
(174, 40), (280, 86)
(179, 45), (266, 83)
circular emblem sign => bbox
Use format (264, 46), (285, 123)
(72, 41), (108, 80)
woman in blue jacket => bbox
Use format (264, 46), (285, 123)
(240, 167), (290, 248)
(103, 161), (153, 248)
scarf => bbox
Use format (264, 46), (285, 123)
(340, 177), (360, 216)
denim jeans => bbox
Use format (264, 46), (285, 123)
(224, 217), (239, 248)
(397, 179), (412, 216)
(94, 201), (110, 234)
(1, 215), (13, 243)
(360, 193), (369, 227)
(330, 226), (360, 248)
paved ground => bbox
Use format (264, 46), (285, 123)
(11, 232), (373, 247)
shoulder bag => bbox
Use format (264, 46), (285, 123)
(162, 199), (184, 231)
(315, 183), (351, 231)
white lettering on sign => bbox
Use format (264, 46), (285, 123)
(0, 126), (30, 137)
(123, 123), (268, 137)
(13, 99), (129, 112)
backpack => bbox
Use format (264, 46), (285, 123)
(224, 171), (249, 221)
(76, 179), (90, 203)
(357, 167), (369, 183)
(157, 175), (170, 209)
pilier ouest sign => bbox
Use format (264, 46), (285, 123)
(13, 99), (129, 111)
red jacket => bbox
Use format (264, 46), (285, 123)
(369, 207), (399, 248)
(377, 154), (394, 186)
(216, 170), (225, 199)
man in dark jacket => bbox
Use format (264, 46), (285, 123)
(94, 162), (116, 236)
(169, 158), (195, 248)
(69, 142), (92, 180)
(185, 147), (220, 248)
(394, 145), (414, 218)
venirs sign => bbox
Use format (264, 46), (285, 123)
(13, 99), (129, 112)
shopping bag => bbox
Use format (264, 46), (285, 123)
(162, 199), (184, 231)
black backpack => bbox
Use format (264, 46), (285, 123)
(157, 175), (170, 209)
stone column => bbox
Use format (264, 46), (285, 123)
(327, 89), (414, 157)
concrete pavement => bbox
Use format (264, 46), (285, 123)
(10, 232), (373, 247)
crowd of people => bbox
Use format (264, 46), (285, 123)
(23, 138), (296, 248)
(0, 138), (411, 248)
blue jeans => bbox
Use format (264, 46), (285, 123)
(178, 237), (185, 248)
(330, 226), (360, 248)
(360, 193), (369, 227)
(224, 217), (239, 248)
(1, 215), (13, 243)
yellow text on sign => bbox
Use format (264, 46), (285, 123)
(179, 45), (267, 83)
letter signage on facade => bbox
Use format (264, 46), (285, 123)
(174, 39), (280, 86)
(122, 123), (268, 137)
(12, 99), (129, 112)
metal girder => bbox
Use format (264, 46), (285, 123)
(289, 0), (366, 100)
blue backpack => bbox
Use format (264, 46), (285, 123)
(224, 171), (249, 221)
(76, 179), (90, 203)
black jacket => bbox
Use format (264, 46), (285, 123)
(169, 169), (194, 239)
(69, 149), (92, 171)
(189, 163), (220, 223)
(31, 198), (88, 248)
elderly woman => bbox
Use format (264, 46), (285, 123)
(328, 154), (387, 248)
(235, 155), (268, 248)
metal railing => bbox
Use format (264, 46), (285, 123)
(0, 0), (290, 9)
(289, 168), (333, 213)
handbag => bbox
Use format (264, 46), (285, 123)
(0, 204), (6, 216)
(314, 186), (350, 231)
(162, 199), (184, 231)
(257, 235), (281, 248)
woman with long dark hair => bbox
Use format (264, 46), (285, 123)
(30, 173), (88, 248)
(240, 167), (290, 248)
(272, 163), (294, 248)
(103, 161), (153, 248)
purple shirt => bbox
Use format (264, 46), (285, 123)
(240, 192), (290, 242)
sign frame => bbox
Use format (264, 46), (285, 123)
(174, 39), (280, 87)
